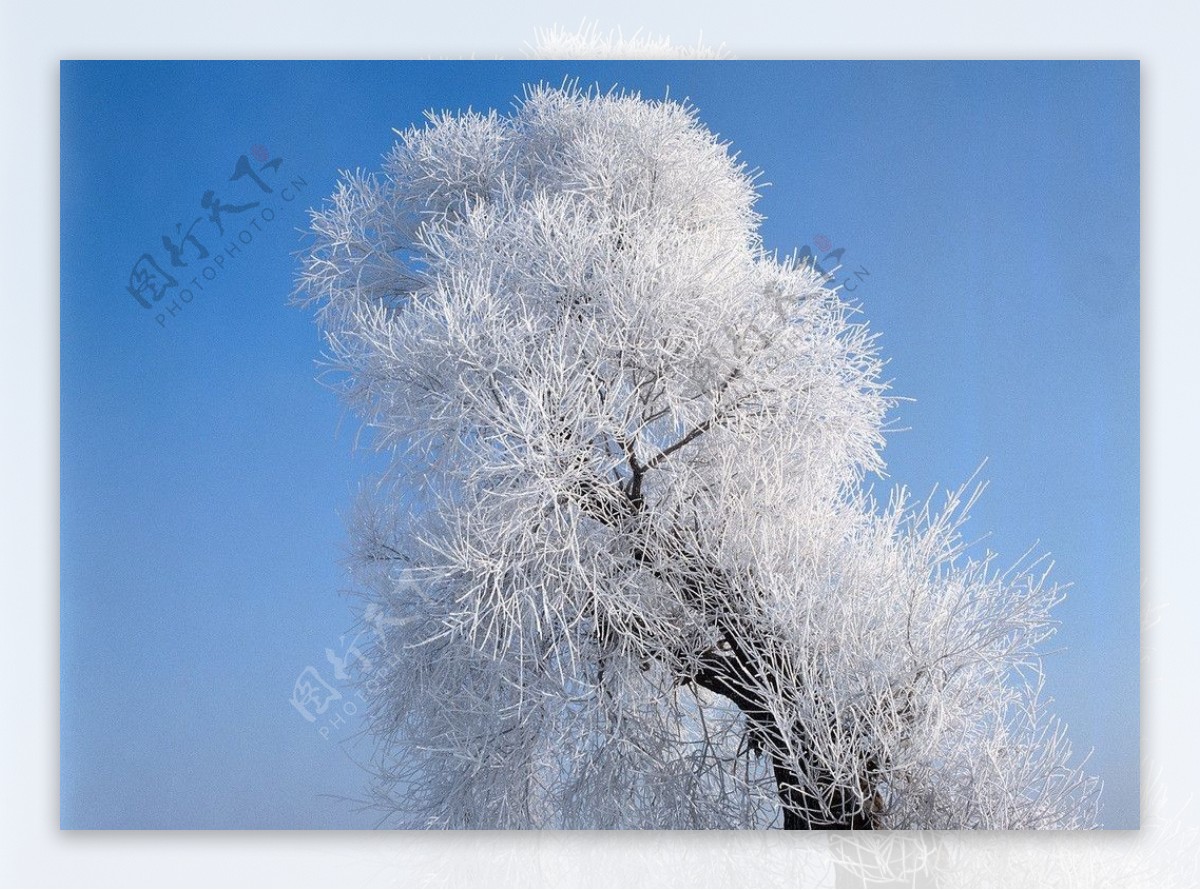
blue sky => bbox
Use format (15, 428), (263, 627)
(60, 60), (1139, 829)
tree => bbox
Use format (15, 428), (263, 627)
(295, 83), (1101, 830)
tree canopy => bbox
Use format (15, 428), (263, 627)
(296, 82), (1100, 829)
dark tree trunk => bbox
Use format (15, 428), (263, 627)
(572, 471), (874, 830)
(690, 632), (872, 830)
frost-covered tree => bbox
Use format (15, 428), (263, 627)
(296, 83), (1101, 830)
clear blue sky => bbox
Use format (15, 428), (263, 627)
(60, 61), (1139, 829)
